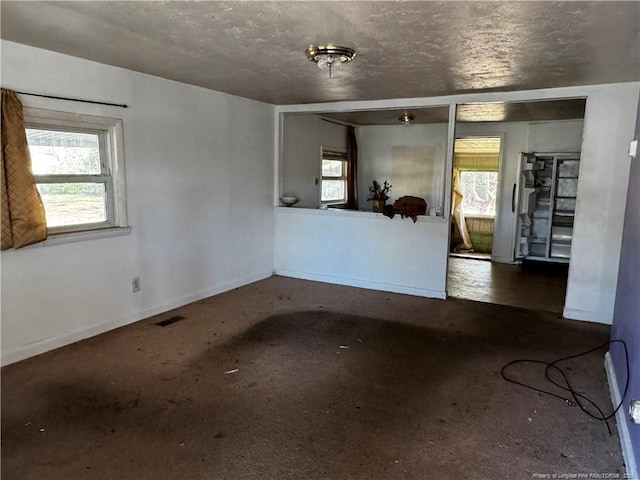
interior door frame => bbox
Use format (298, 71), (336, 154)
(449, 133), (506, 263)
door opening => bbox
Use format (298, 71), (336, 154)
(450, 136), (501, 261)
(445, 99), (586, 314)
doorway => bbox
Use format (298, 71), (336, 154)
(446, 99), (586, 313)
(450, 136), (501, 261)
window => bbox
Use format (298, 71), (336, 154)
(459, 171), (498, 216)
(24, 108), (127, 235)
(321, 149), (348, 204)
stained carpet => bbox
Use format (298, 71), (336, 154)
(1, 276), (622, 479)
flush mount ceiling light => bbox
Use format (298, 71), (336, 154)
(305, 44), (356, 78)
(399, 114), (415, 125)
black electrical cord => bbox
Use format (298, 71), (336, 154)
(500, 340), (629, 435)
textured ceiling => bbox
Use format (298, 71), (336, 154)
(1, 1), (638, 105)
(456, 99), (586, 123)
(455, 138), (502, 154)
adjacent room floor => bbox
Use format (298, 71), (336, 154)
(447, 257), (569, 313)
(2, 276), (621, 479)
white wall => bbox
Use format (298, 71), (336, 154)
(528, 121), (585, 152)
(456, 119), (584, 263)
(357, 124), (448, 211)
(564, 87), (639, 323)
(276, 82), (639, 324)
(281, 114), (346, 208)
(0, 41), (275, 365)
(275, 208), (448, 298)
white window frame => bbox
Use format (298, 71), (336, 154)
(24, 108), (128, 238)
(321, 147), (348, 205)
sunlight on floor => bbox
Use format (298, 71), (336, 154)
(447, 257), (568, 313)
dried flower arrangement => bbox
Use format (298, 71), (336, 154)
(367, 180), (392, 202)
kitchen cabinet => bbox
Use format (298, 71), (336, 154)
(513, 152), (581, 263)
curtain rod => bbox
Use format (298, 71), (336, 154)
(16, 91), (128, 108)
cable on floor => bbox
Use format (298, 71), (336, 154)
(500, 340), (629, 435)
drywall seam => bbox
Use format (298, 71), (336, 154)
(1, 271), (272, 366)
(604, 352), (638, 479)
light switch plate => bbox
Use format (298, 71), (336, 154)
(629, 139), (637, 158)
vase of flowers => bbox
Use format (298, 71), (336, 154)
(367, 180), (391, 213)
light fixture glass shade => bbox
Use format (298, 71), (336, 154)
(316, 55), (332, 69)
(399, 114), (415, 125)
(315, 54), (344, 71)
(305, 45), (356, 78)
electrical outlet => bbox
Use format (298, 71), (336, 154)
(131, 276), (141, 293)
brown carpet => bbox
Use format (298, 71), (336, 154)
(1, 276), (623, 479)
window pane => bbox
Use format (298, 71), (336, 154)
(321, 180), (345, 202)
(37, 183), (107, 227)
(27, 129), (101, 175)
(322, 159), (343, 177)
(459, 171), (498, 216)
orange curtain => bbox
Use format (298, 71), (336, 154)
(1, 89), (47, 249)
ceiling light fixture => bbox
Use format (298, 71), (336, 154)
(305, 45), (356, 78)
(399, 114), (415, 125)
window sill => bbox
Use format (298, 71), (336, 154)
(42, 226), (131, 247)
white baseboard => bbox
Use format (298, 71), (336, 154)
(563, 307), (613, 325)
(274, 268), (447, 300)
(1, 271), (272, 366)
(604, 351), (638, 478)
